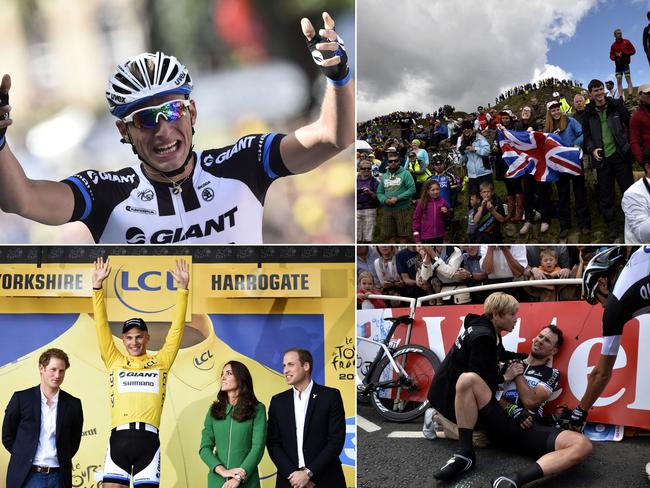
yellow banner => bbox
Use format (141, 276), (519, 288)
(0, 264), (92, 297)
(105, 256), (193, 322)
(199, 265), (321, 297)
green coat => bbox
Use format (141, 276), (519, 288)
(199, 402), (267, 488)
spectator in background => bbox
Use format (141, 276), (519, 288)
(357, 160), (379, 243)
(412, 180), (449, 244)
(605, 80), (620, 100)
(454, 246), (489, 304)
(514, 106), (541, 236)
(377, 149), (415, 243)
(418, 246), (464, 303)
(480, 245), (527, 287)
(473, 181), (506, 244)
(395, 245), (426, 298)
(544, 100), (590, 238)
(476, 106), (490, 131)
(430, 119), (449, 148)
(429, 155), (459, 215)
(524, 248), (571, 302)
(494, 110), (524, 223)
(583, 78), (633, 242)
(572, 93), (588, 127)
(357, 272), (387, 310)
(406, 150), (431, 199)
(630, 83), (650, 165)
(373, 245), (403, 295)
(610, 28), (636, 99)
(457, 120), (493, 202)
(415, 125), (429, 148)
(357, 245), (380, 287)
(622, 147), (650, 243)
(466, 193), (481, 243)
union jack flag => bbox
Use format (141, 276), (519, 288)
(497, 129), (583, 182)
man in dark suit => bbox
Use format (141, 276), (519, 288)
(267, 348), (346, 488)
(2, 348), (83, 488)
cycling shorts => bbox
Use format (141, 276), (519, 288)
(103, 423), (161, 487)
(478, 398), (560, 458)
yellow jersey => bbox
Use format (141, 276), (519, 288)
(92, 288), (189, 429)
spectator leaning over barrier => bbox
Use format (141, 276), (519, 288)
(376, 148), (415, 243)
(622, 147), (650, 243)
(583, 79), (633, 243)
(480, 245), (528, 293)
(610, 28), (636, 99)
(524, 248), (571, 302)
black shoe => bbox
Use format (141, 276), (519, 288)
(433, 452), (475, 481)
(492, 476), (520, 488)
(559, 228), (569, 239)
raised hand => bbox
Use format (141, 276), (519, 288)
(301, 12), (349, 82)
(171, 258), (190, 289)
(92, 257), (111, 289)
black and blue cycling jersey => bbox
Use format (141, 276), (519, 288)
(62, 133), (290, 243)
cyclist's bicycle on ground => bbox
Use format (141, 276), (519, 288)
(357, 315), (440, 422)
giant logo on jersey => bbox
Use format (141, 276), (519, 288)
(124, 208), (238, 243)
(116, 369), (160, 393)
(202, 136), (256, 166)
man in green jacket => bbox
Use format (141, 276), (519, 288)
(377, 147), (416, 243)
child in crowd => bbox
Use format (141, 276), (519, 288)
(473, 181), (506, 243)
(466, 193), (481, 243)
(526, 248), (571, 301)
(357, 272), (387, 309)
(412, 180), (449, 244)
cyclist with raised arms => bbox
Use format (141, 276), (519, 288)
(561, 246), (650, 477)
(91, 256), (189, 487)
(0, 12), (353, 244)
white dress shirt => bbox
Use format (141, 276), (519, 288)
(293, 380), (314, 469)
(33, 388), (60, 467)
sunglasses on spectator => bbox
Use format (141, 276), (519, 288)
(360, 166), (372, 170)
(122, 99), (191, 129)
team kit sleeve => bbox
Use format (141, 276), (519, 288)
(92, 288), (122, 368)
(199, 133), (292, 205)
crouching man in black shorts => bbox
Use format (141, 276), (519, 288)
(428, 292), (592, 487)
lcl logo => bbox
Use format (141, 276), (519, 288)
(113, 267), (178, 314)
(194, 350), (214, 370)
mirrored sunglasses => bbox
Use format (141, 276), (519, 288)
(122, 99), (190, 129)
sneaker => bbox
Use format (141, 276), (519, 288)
(540, 222), (549, 233)
(645, 462), (650, 480)
(532, 210), (541, 222)
(493, 476), (520, 488)
(433, 452), (475, 481)
(422, 408), (438, 440)
(519, 222), (532, 235)
(559, 228), (569, 239)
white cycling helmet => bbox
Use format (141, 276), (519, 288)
(106, 51), (193, 118)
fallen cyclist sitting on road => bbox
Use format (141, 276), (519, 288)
(428, 292), (592, 488)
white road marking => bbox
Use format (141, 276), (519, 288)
(387, 431), (425, 438)
(357, 415), (382, 432)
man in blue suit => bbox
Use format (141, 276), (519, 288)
(2, 348), (83, 488)
(267, 348), (346, 488)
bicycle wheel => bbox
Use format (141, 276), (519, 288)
(368, 344), (440, 422)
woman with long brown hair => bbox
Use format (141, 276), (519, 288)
(199, 360), (266, 488)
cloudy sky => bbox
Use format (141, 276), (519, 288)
(357, 0), (650, 121)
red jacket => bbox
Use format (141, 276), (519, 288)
(630, 104), (650, 163)
(412, 196), (449, 242)
(610, 38), (636, 63)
